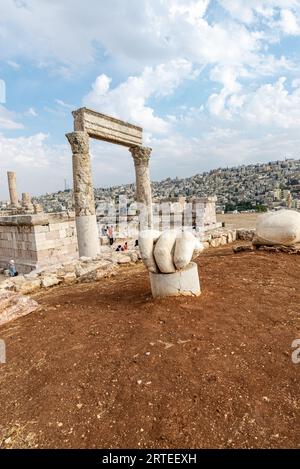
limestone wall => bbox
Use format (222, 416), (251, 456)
(0, 212), (78, 273)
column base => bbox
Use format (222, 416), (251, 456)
(149, 262), (201, 298)
(76, 214), (100, 258)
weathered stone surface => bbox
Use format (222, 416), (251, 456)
(7, 171), (19, 207)
(79, 264), (117, 282)
(129, 146), (153, 229)
(24, 271), (39, 279)
(112, 253), (132, 264)
(61, 272), (77, 284)
(227, 230), (237, 243)
(149, 262), (201, 298)
(14, 279), (41, 294)
(66, 131), (95, 217)
(129, 250), (140, 263)
(0, 212), (77, 274)
(233, 245), (254, 253)
(66, 131), (100, 259)
(257, 244), (300, 254)
(11, 275), (26, 286)
(73, 107), (142, 147)
(0, 248), (141, 293)
(79, 256), (93, 263)
(0, 279), (14, 291)
(237, 229), (255, 241)
(0, 290), (38, 326)
(62, 263), (76, 273)
(41, 274), (61, 288)
(210, 237), (221, 248)
(253, 210), (300, 246)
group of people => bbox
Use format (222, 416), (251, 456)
(115, 242), (128, 252)
(102, 225), (138, 250)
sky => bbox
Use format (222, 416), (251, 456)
(1, 0), (300, 199)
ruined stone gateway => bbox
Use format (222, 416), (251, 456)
(66, 107), (153, 258)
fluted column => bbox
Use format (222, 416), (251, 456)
(129, 146), (153, 229)
(7, 171), (19, 207)
(66, 131), (100, 258)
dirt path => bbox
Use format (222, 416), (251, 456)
(0, 244), (299, 448)
(217, 212), (258, 229)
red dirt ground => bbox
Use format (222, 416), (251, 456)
(0, 244), (299, 449)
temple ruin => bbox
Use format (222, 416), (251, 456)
(66, 107), (153, 257)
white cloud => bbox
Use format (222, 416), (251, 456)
(0, 105), (23, 129)
(206, 75), (300, 129)
(84, 59), (194, 134)
(55, 99), (74, 110)
(6, 60), (21, 70)
(0, 132), (70, 198)
(219, 1), (300, 26)
(24, 107), (38, 117)
(243, 77), (300, 127)
(280, 8), (300, 35)
(0, 0), (281, 75)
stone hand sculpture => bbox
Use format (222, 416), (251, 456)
(139, 229), (204, 274)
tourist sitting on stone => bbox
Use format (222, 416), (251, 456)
(116, 245), (122, 252)
(123, 242), (128, 251)
(8, 260), (18, 277)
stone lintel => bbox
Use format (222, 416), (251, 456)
(72, 107), (143, 147)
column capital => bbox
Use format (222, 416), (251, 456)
(129, 146), (152, 166)
(66, 131), (89, 154)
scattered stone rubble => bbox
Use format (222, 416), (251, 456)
(0, 228), (256, 296)
(0, 290), (38, 326)
(200, 227), (254, 248)
(234, 243), (300, 254)
(0, 247), (141, 295)
(0, 227), (259, 327)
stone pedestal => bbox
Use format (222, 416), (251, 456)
(7, 171), (19, 207)
(66, 131), (100, 258)
(149, 262), (201, 298)
(129, 146), (153, 229)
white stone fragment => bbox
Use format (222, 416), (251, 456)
(254, 209), (300, 246)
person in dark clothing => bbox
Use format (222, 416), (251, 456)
(108, 226), (114, 246)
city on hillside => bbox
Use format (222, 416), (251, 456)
(1, 157), (298, 214)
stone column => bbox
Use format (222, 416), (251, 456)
(66, 131), (100, 258)
(7, 171), (19, 207)
(22, 192), (33, 208)
(129, 146), (153, 229)
(33, 203), (43, 214)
